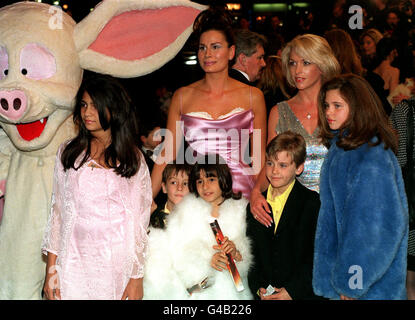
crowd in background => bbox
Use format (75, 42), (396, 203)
(133, 0), (415, 301)
(37, 0), (415, 300)
(136, 0), (414, 128)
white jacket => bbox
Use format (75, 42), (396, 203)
(143, 194), (253, 300)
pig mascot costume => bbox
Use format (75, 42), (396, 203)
(0, 0), (204, 299)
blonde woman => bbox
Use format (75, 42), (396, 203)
(360, 28), (383, 71)
(250, 34), (340, 227)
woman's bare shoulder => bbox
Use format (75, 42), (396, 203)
(185, 79), (204, 90)
(250, 85), (265, 98)
(269, 103), (280, 118)
(175, 80), (203, 93)
(391, 66), (400, 76)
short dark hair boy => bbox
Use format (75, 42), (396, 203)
(150, 162), (192, 229)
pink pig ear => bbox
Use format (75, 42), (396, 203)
(74, 0), (206, 78)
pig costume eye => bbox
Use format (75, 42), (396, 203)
(0, 46), (8, 79)
(20, 43), (56, 80)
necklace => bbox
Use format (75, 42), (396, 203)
(306, 112), (311, 119)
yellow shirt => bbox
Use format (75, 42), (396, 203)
(163, 203), (171, 214)
(266, 180), (295, 234)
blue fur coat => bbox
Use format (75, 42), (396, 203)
(313, 136), (409, 300)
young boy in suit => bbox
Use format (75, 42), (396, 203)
(150, 162), (191, 230)
(247, 131), (322, 300)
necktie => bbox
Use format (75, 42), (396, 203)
(146, 149), (153, 158)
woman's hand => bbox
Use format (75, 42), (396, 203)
(121, 278), (143, 300)
(391, 93), (409, 105)
(250, 188), (273, 227)
(150, 200), (157, 214)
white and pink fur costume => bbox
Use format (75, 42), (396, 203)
(0, 0), (204, 300)
(143, 194), (253, 300)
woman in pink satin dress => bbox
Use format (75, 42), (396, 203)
(42, 74), (152, 300)
(151, 7), (267, 201)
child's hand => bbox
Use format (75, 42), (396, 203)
(43, 264), (61, 300)
(260, 287), (292, 300)
(121, 278), (143, 300)
(213, 236), (242, 261)
(220, 236), (237, 257)
(211, 251), (228, 271)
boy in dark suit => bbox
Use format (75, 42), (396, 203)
(247, 131), (322, 300)
(150, 162), (191, 229)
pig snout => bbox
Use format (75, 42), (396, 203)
(0, 90), (27, 120)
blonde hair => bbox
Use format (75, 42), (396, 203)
(281, 34), (340, 87)
(359, 28), (383, 46)
(266, 131), (306, 167)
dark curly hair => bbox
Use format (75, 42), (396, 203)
(374, 37), (398, 67)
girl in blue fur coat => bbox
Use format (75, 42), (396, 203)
(313, 74), (409, 300)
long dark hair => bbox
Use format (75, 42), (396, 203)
(325, 28), (364, 76)
(61, 73), (140, 178)
(189, 154), (241, 201)
(374, 37), (398, 68)
(318, 73), (398, 153)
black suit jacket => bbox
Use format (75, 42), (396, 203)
(229, 68), (251, 85)
(246, 180), (323, 300)
(142, 149), (154, 172)
(141, 148), (166, 207)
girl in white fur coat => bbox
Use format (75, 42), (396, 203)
(143, 154), (253, 300)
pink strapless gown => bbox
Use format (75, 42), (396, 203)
(181, 109), (255, 199)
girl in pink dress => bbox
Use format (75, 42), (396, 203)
(42, 74), (152, 300)
(150, 7), (267, 201)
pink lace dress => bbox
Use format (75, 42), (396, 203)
(42, 144), (152, 300)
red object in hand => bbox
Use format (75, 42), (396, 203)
(210, 219), (244, 292)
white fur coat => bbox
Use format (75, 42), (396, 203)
(143, 194), (253, 300)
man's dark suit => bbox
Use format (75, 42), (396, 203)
(141, 147), (166, 207)
(229, 68), (251, 85)
(246, 180), (323, 300)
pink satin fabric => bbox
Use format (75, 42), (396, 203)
(181, 109), (255, 199)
